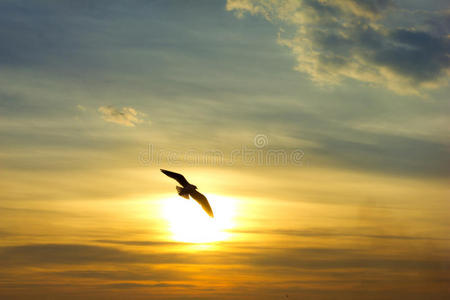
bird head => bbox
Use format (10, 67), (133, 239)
(192, 185), (198, 189)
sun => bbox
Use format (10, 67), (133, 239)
(161, 194), (236, 243)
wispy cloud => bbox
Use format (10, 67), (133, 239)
(98, 105), (146, 127)
(94, 240), (186, 246)
(104, 282), (195, 289)
(230, 228), (450, 241)
(76, 104), (86, 111)
(227, 0), (450, 94)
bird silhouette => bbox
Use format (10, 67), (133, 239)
(160, 169), (214, 218)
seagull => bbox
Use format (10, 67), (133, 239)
(160, 169), (214, 218)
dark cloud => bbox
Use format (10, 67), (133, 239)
(94, 240), (185, 246)
(48, 269), (182, 282)
(0, 244), (142, 266)
(252, 253), (449, 272)
(372, 29), (450, 83)
(2, 243), (448, 273)
(227, 0), (450, 93)
(1, 242), (449, 299)
(105, 282), (194, 289)
(0, 244), (228, 267)
(230, 228), (450, 241)
(0, 230), (10, 238)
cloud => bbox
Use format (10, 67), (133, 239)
(98, 105), (146, 127)
(0, 244), (221, 267)
(230, 228), (450, 241)
(226, 0), (450, 94)
(94, 240), (187, 246)
(3, 242), (448, 273)
(0, 244), (142, 266)
(48, 269), (182, 282)
(105, 283), (195, 289)
(76, 104), (86, 111)
(1, 242), (449, 298)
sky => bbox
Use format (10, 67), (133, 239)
(0, 0), (449, 299)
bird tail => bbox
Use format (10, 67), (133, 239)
(176, 186), (189, 199)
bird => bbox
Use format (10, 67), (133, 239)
(160, 169), (214, 218)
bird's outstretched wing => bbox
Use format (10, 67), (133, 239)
(190, 190), (214, 218)
(160, 169), (189, 187)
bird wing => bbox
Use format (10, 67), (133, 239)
(160, 169), (189, 186)
(190, 190), (214, 218)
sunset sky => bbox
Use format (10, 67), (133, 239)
(1, 0), (449, 299)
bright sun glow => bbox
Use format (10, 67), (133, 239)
(161, 194), (236, 243)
